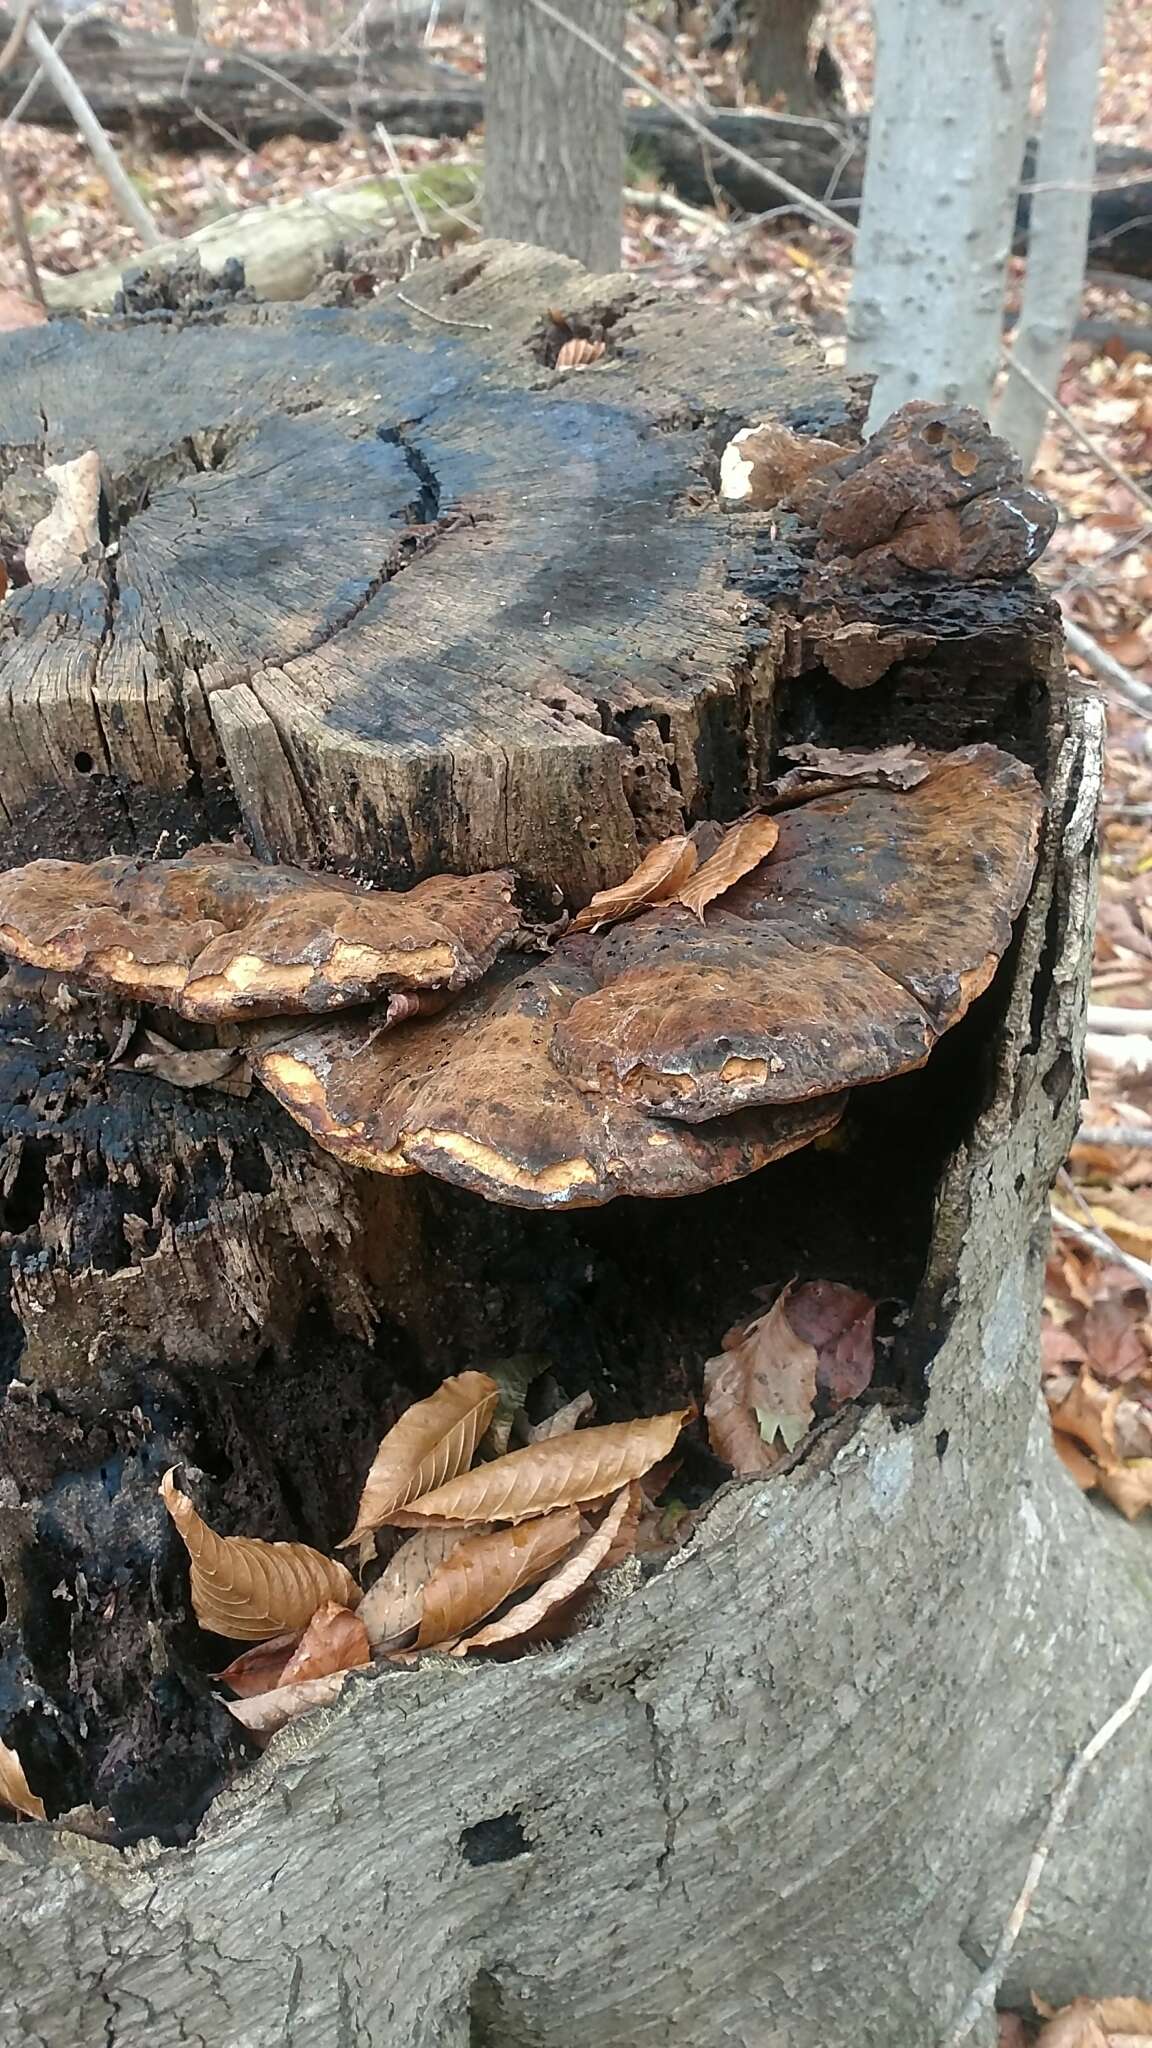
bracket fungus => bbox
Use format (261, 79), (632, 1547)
(551, 747), (1042, 1120)
(252, 954), (846, 1210)
(0, 848), (522, 1020)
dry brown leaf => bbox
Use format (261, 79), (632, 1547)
(1047, 1369), (1123, 1462)
(161, 1469), (359, 1641)
(25, 451), (104, 587)
(556, 335), (606, 368)
(781, 1279), (877, 1406)
(454, 1483), (635, 1652)
(527, 1391), (595, 1440)
(341, 1371), (499, 1547)
(1052, 1431), (1099, 1489)
(0, 1736), (46, 1821)
(600, 1479), (644, 1567)
(1096, 1458), (1152, 1521)
(131, 1030), (252, 1098)
(677, 816), (780, 919)
(278, 1601), (371, 1685)
(225, 1669), (352, 1738)
(215, 1631), (303, 1697)
(392, 1409), (690, 1525)
(704, 1287), (819, 1473)
(416, 1507), (582, 1648)
(358, 1526), (486, 1647)
(1089, 1203), (1152, 1263)
(1036, 1995), (1152, 2047)
(569, 836), (698, 934)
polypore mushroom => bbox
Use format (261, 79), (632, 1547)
(0, 847), (523, 1020)
(548, 746), (1043, 1120)
(785, 402), (1057, 590)
(251, 953), (846, 1210)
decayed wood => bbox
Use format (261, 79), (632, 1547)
(3, 12), (1151, 279)
(0, 239), (866, 902)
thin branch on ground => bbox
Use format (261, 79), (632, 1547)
(23, 15), (162, 247)
(0, 135), (45, 306)
(1051, 1202), (1152, 1289)
(519, 0), (851, 238)
(1, 2), (98, 131)
(374, 120), (431, 235)
(1075, 1124), (1152, 1149)
(1005, 351), (1152, 521)
(624, 183), (719, 230)
(394, 287), (490, 328)
(1086, 1030), (1152, 1082)
(942, 1656), (1152, 2047)
(1061, 615), (1152, 718)
(1057, 520), (1152, 596)
(1087, 1004), (1152, 1033)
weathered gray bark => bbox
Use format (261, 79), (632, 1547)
(1, 242), (1146, 2048)
(483, 0), (624, 271)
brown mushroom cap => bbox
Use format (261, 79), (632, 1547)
(549, 746), (1043, 1121)
(0, 849), (522, 1020)
(251, 954), (846, 1210)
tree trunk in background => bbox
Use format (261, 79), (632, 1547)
(995, 0), (1108, 472)
(171, 0), (199, 36)
(483, 0), (624, 271)
(744, 0), (839, 111)
(847, 0), (1046, 429)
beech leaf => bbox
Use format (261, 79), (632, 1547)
(161, 1469), (359, 1641)
(416, 1507), (582, 1648)
(390, 1409), (690, 1524)
(781, 1279), (877, 1406)
(0, 1736), (46, 1821)
(454, 1484), (636, 1652)
(278, 1601), (371, 1685)
(569, 836), (698, 934)
(358, 1526), (487, 1648)
(341, 1371), (499, 1547)
(225, 1670), (352, 1738)
(1036, 1996), (1152, 2047)
(676, 815), (780, 919)
(215, 1631), (303, 1697)
(704, 1288), (818, 1473)
(527, 1390), (595, 1440)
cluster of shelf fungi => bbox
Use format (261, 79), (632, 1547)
(0, 250), (1063, 1844)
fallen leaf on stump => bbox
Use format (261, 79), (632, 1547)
(215, 1631), (304, 1697)
(453, 1484), (638, 1652)
(358, 1526), (488, 1648)
(25, 450), (104, 587)
(340, 1372), (499, 1547)
(130, 1030), (252, 1098)
(1035, 1996), (1152, 2047)
(527, 1391), (596, 1441)
(390, 1410), (690, 1524)
(161, 1469), (359, 1640)
(569, 836), (698, 933)
(677, 816), (780, 920)
(782, 1280), (877, 1405)
(226, 1670), (353, 1738)
(277, 1602), (371, 1685)
(416, 1509), (582, 1648)
(705, 1289), (819, 1473)
(0, 1736), (46, 1820)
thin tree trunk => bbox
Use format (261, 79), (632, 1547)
(847, 0), (1046, 429)
(23, 14), (162, 247)
(483, 0), (624, 272)
(171, 0), (199, 37)
(995, 0), (1108, 472)
(744, 0), (833, 112)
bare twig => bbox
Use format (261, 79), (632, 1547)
(1075, 1124), (1152, 1150)
(24, 15), (162, 246)
(1007, 351), (1152, 521)
(1051, 1203), (1152, 1289)
(394, 287), (490, 328)
(1087, 1005), (1152, 1034)
(1061, 615), (1152, 719)
(942, 1657), (1152, 2046)
(0, 136), (45, 306)
(374, 120), (431, 235)
(1086, 1030), (1152, 1082)
(623, 183), (719, 231)
(0, 0), (35, 80)
(519, 0), (851, 238)
(2, 4), (100, 132)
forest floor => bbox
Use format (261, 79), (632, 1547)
(4, 1), (1152, 1524)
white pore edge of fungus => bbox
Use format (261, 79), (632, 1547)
(719, 427), (756, 504)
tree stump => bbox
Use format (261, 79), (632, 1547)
(0, 243), (1142, 2048)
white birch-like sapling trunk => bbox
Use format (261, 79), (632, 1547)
(995, 0), (1107, 471)
(847, 0), (1047, 430)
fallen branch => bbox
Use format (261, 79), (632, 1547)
(1051, 1203), (1152, 1289)
(1086, 1005), (1152, 1034)
(942, 1656), (1152, 2047)
(24, 14), (161, 246)
(1086, 1031), (1152, 1082)
(1061, 616), (1152, 718)
(1074, 1124), (1152, 1149)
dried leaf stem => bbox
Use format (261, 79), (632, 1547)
(942, 1657), (1152, 2047)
